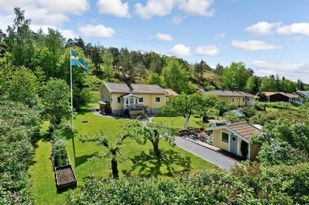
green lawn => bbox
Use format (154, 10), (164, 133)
(29, 97), (213, 205)
(153, 115), (204, 129)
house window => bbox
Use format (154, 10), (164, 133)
(231, 97), (234, 102)
(221, 132), (229, 143)
(139, 97), (143, 103)
(117, 97), (121, 104)
(155, 97), (161, 103)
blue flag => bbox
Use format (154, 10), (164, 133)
(70, 50), (88, 73)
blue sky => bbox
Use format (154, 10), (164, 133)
(0, 0), (309, 82)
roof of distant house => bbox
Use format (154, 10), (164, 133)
(164, 88), (178, 96)
(260, 92), (299, 98)
(103, 82), (167, 94)
(201, 90), (256, 98)
(296, 90), (309, 98)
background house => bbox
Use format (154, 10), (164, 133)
(207, 122), (261, 160)
(99, 82), (176, 116)
(259, 92), (299, 102)
(200, 90), (256, 107)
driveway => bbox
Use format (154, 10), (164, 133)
(175, 137), (238, 170)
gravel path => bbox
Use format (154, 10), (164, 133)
(175, 137), (238, 170)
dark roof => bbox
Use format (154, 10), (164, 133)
(104, 82), (166, 94)
(260, 92), (299, 98)
(202, 90), (256, 98)
(296, 90), (309, 98)
(227, 122), (261, 141)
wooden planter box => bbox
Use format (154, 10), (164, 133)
(51, 156), (77, 192)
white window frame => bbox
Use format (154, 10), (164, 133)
(155, 97), (161, 103)
(221, 132), (229, 144)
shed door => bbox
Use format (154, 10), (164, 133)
(230, 134), (238, 155)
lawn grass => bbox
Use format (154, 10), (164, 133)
(29, 91), (213, 205)
(153, 115), (204, 129)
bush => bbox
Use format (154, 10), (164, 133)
(223, 112), (242, 122)
(256, 101), (293, 110)
(242, 107), (256, 118)
(68, 163), (309, 205)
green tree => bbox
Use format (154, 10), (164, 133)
(42, 79), (71, 127)
(5, 8), (35, 68)
(260, 75), (277, 91)
(194, 60), (211, 80)
(222, 62), (249, 90)
(81, 131), (130, 179)
(102, 51), (115, 81)
(7, 66), (39, 107)
(245, 75), (260, 94)
(147, 72), (162, 85)
(130, 121), (177, 157)
(162, 59), (189, 94)
(162, 94), (206, 129)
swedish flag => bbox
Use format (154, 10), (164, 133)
(70, 50), (88, 73)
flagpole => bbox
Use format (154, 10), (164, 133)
(70, 49), (76, 166)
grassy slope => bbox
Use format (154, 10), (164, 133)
(29, 92), (213, 205)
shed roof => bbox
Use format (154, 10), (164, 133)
(104, 82), (166, 94)
(202, 90), (256, 98)
(227, 122), (262, 141)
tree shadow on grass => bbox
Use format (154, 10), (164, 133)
(75, 152), (99, 167)
(124, 149), (191, 178)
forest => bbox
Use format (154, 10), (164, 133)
(0, 8), (308, 205)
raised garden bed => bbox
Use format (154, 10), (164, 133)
(54, 165), (77, 191)
(51, 155), (77, 192)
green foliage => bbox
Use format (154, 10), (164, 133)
(245, 75), (260, 94)
(0, 100), (40, 204)
(7, 66), (39, 107)
(102, 51), (115, 81)
(147, 72), (163, 85)
(257, 139), (307, 165)
(222, 62), (250, 90)
(256, 101), (293, 109)
(162, 59), (191, 94)
(242, 107), (256, 118)
(253, 120), (309, 165)
(223, 112), (243, 122)
(260, 75), (277, 91)
(68, 163), (309, 205)
(42, 79), (71, 127)
(162, 94), (206, 129)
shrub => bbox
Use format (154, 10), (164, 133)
(242, 107), (256, 118)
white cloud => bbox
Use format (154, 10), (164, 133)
(79, 24), (115, 38)
(25, 8), (69, 26)
(178, 0), (214, 16)
(0, 14), (14, 31)
(251, 60), (309, 82)
(97, 0), (130, 17)
(155, 33), (173, 41)
(231, 40), (281, 51)
(195, 45), (219, 56)
(169, 44), (191, 56)
(59, 29), (79, 39)
(245, 21), (281, 35)
(172, 15), (186, 25)
(135, 0), (177, 19)
(277, 23), (309, 37)
(36, 0), (89, 14)
(135, 0), (214, 19)
(214, 32), (225, 40)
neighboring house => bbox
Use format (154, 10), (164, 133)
(259, 92), (299, 102)
(99, 82), (176, 116)
(200, 90), (256, 107)
(296, 90), (309, 99)
(207, 122), (262, 160)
